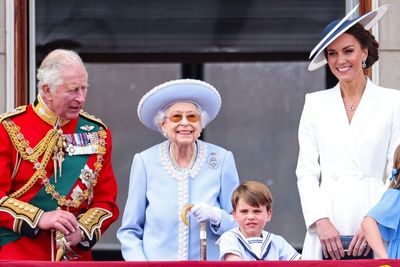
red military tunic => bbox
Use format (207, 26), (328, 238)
(0, 97), (119, 260)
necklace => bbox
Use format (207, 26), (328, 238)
(342, 80), (366, 112)
(169, 143), (197, 171)
(160, 140), (207, 181)
(345, 97), (361, 112)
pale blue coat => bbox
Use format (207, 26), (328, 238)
(117, 140), (240, 260)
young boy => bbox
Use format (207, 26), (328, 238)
(217, 180), (301, 261)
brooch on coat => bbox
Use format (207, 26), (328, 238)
(208, 152), (219, 169)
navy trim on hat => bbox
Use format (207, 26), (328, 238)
(308, 4), (389, 71)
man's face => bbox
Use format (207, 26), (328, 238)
(45, 64), (88, 120)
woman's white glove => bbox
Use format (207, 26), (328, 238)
(189, 202), (221, 225)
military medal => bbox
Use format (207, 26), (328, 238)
(64, 132), (99, 156)
(71, 186), (84, 202)
(79, 165), (95, 188)
(80, 124), (95, 131)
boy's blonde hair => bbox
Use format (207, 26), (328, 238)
(389, 144), (400, 189)
(231, 180), (273, 211)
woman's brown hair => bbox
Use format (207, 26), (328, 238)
(389, 144), (400, 189)
(324, 23), (379, 68)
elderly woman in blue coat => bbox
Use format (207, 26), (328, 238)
(117, 79), (240, 260)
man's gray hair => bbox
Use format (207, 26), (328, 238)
(37, 49), (87, 96)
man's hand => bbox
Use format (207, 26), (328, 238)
(64, 229), (84, 247)
(38, 209), (79, 235)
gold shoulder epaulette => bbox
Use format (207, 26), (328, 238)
(0, 106), (27, 123)
(79, 110), (107, 129)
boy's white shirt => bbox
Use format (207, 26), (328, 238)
(217, 227), (301, 260)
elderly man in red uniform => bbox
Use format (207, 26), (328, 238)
(0, 49), (119, 261)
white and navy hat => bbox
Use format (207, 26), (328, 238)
(137, 79), (222, 131)
(308, 4), (389, 71)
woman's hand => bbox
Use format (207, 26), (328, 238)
(315, 218), (344, 260)
(189, 202), (221, 225)
(362, 216), (388, 258)
(347, 228), (371, 257)
(37, 209), (79, 235)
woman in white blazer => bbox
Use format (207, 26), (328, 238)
(296, 4), (400, 260)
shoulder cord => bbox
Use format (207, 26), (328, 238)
(11, 152), (21, 180)
(2, 119), (59, 198)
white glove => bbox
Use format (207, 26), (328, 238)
(189, 202), (221, 225)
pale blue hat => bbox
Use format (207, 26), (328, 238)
(308, 4), (389, 71)
(138, 79), (222, 131)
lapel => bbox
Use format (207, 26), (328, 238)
(330, 78), (379, 172)
(349, 78), (379, 139)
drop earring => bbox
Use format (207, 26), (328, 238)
(362, 59), (367, 69)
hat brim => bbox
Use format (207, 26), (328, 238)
(308, 4), (389, 71)
(137, 79), (222, 132)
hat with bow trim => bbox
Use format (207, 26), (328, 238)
(308, 4), (389, 71)
(137, 79), (222, 132)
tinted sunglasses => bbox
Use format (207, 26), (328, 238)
(168, 113), (201, 123)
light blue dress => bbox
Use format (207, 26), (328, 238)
(117, 140), (240, 260)
(217, 227), (301, 260)
(367, 188), (400, 259)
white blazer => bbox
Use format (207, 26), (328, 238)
(296, 78), (400, 259)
